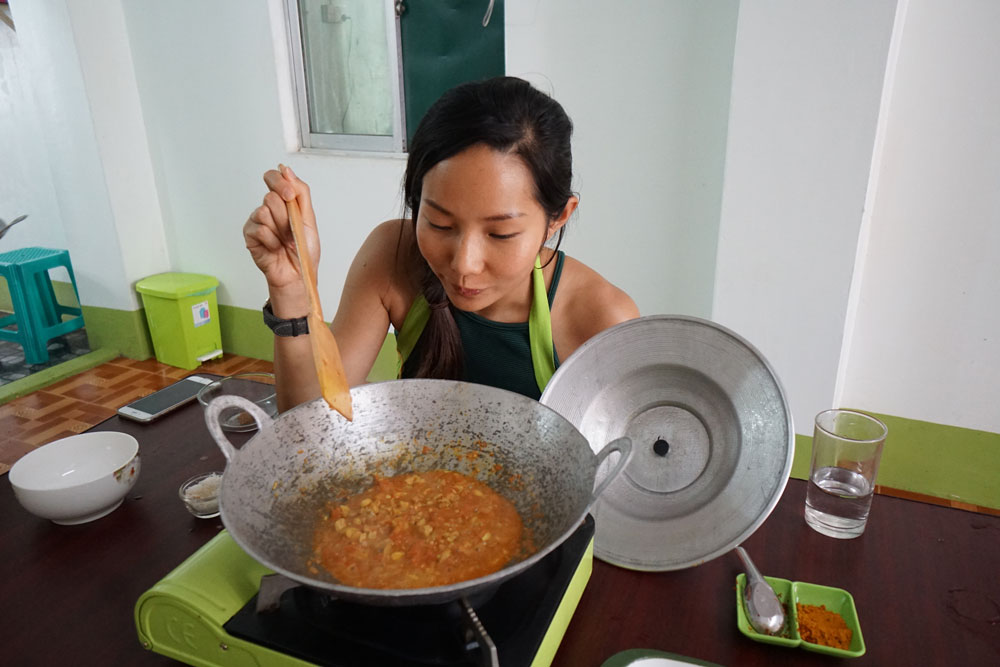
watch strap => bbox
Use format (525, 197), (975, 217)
(262, 300), (309, 337)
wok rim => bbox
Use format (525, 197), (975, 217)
(217, 380), (602, 606)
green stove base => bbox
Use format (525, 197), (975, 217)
(135, 530), (593, 667)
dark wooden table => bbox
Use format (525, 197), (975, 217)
(2, 399), (998, 666)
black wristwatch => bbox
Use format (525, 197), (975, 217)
(262, 300), (309, 337)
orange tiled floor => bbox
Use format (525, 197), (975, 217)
(0, 354), (272, 474)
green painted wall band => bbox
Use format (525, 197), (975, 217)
(216, 304), (397, 383)
(790, 413), (999, 510)
(218, 304), (273, 361)
(82, 305), (155, 360)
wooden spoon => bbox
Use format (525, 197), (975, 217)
(284, 192), (353, 420)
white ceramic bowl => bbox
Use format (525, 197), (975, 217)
(8, 431), (140, 525)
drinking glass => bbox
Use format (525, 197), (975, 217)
(804, 409), (888, 539)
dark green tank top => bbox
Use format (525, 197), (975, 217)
(396, 251), (565, 399)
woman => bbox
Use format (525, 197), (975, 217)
(244, 77), (638, 410)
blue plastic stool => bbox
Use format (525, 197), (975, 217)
(0, 247), (86, 365)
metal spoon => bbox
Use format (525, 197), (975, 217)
(0, 214), (28, 240)
(736, 545), (786, 635)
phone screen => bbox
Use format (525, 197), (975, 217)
(119, 376), (214, 421)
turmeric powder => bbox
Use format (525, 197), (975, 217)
(796, 603), (853, 649)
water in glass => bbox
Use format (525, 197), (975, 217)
(804, 466), (874, 538)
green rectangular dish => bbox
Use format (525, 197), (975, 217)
(735, 574), (866, 658)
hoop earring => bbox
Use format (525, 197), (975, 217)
(539, 227), (565, 269)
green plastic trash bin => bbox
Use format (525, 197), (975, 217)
(135, 272), (223, 370)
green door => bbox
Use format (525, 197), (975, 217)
(399, 0), (505, 146)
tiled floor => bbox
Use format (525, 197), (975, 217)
(0, 321), (92, 386)
(0, 353), (273, 474)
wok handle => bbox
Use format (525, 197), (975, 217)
(590, 436), (633, 502)
(204, 395), (274, 461)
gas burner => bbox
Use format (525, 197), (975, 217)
(222, 516), (594, 666)
(137, 517), (593, 667)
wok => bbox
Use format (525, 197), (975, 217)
(205, 379), (631, 606)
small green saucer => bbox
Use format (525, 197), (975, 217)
(735, 574), (866, 658)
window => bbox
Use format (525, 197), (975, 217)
(285, 0), (504, 153)
(286, 0), (403, 152)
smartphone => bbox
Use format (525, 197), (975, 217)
(117, 375), (215, 423)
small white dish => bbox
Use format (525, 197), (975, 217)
(179, 471), (222, 518)
(9, 431), (140, 525)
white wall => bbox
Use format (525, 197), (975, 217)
(6, 0), (406, 315)
(5, 0), (172, 309)
(64, 0), (170, 299)
(119, 0), (736, 318)
(4, 0), (138, 309)
(6, 0), (735, 321)
(713, 0), (899, 434)
(838, 1), (1000, 433)
(506, 0), (738, 317)
(0, 13), (67, 252)
(6, 0), (998, 439)
(119, 0), (409, 315)
(715, 0), (999, 437)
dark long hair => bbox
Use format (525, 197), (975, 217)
(401, 76), (575, 380)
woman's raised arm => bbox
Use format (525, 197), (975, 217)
(243, 166), (405, 411)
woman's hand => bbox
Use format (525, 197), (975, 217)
(243, 165), (320, 300)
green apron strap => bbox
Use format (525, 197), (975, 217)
(395, 294), (431, 377)
(396, 257), (556, 391)
(529, 255), (557, 393)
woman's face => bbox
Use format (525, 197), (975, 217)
(415, 143), (572, 319)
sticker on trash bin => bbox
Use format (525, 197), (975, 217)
(192, 301), (211, 327)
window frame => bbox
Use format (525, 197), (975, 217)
(284, 0), (407, 153)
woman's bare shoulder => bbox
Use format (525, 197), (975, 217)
(350, 220), (415, 275)
(357, 219), (411, 257)
(552, 254), (639, 356)
(347, 219), (420, 321)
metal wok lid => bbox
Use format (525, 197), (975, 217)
(540, 315), (793, 570)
